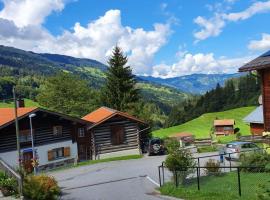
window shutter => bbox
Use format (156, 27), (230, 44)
(64, 147), (71, 157)
(48, 150), (54, 161)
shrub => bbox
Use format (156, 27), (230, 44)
(0, 172), (17, 197)
(165, 138), (196, 185)
(23, 175), (61, 200)
(164, 137), (180, 154)
(204, 159), (221, 175)
(240, 152), (270, 172)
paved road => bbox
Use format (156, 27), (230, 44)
(49, 152), (236, 200)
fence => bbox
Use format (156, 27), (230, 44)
(158, 165), (268, 199)
(158, 147), (270, 199)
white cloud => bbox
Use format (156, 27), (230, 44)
(248, 33), (270, 51)
(194, 0), (270, 41)
(152, 53), (254, 78)
(0, 0), (65, 27)
(0, 1), (172, 75)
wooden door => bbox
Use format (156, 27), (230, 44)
(23, 152), (33, 173)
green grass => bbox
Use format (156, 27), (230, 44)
(197, 146), (218, 153)
(153, 107), (256, 143)
(50, 154), (143, 172)
(160, 172), (270, 200)
(0, 99), (40, 108)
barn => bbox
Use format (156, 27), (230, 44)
(243, 105), (264, 135)
(213, 119), (235, 136)
(239, 50), (270, 134)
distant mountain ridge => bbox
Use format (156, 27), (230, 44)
(139, 73), (243, 94)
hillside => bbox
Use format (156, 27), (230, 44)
(139, 73), (243, 94)
(153, 107), (256, 142)
(0, 45), (189, 113)
(0, 99), (40, 108)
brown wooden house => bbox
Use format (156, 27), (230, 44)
(239, 50), (270, 133)
(0, 105), (91, 172)
(82, 107), (147, 160)
(214, 119), (235, 136)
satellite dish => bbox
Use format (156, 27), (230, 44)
(258, 95), (262, 105)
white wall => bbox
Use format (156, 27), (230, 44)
(0, 140), (77, 169)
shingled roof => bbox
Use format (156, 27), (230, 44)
(214, 119), (235, 126)
(239, 50), (270, 72)
(243, 106), (264, 124)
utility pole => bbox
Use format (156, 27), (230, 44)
(13, 87), (21, 168)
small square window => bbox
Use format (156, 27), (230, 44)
(53, 126), (62, 136)
(78, 128), (85, 137)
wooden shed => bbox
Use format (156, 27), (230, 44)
(243, 105), (264, 135)
(239, 50), (270, 133)
(214, 119), (235, 136)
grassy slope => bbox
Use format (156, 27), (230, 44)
(0, 99), (40, 108)
(153, 107), (256, 140)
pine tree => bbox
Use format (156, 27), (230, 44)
(101, 46), (139, 111)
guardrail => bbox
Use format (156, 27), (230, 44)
(0, 158), (22, 195)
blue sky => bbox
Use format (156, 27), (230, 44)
(0, 0), (270, 77)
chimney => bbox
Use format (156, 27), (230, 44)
(16, 98), (25, 108)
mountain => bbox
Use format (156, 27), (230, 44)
(139, 73), (243, 94)
(0, 45), (189, 113)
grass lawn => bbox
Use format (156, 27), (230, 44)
(0, 99), (40, 108)
(50, 154), (143, 172)
(153, 107), (256, 143)
(160, 172), (270, 200)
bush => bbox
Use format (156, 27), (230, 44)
(165, 138), (196, 185)
(240, 152), (270, 172)
(0, 171), (17, 196)
(164, 137), (180, 154)
(204, 159), (221, 175)
(23, 175), (60, 200)
(256, 182), (270, 200)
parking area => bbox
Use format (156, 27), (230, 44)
(49, 152), (236, 200)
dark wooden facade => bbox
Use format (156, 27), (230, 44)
(91, 115), (140, 159)
(214, 125), (234, 135)
(250, 123), (264, 135)
(260, 68), (270, 132)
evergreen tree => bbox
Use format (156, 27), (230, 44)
(101, 46), (139, 111)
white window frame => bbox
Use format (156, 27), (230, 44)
(78, 128), (85, 137)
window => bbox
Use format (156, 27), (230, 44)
(48, 147), (70, 161)
(53, 126), (62, 136)
(53, 147), (64, 159)
(111, 126), (124, 145)
(19, 129), (32, 142)
(78, 128), (85, 137)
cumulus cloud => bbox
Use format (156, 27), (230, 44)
(248, 33), (270, 51)
(0, 1), (172, 75)
(194, 0), (270, 41)
(0, 0), (65, 27)
(152, 53), (253, 78)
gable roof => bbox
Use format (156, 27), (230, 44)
(82, 107), (147, 129)
(214, 119), (235, 126)
(239, 50), (270, 72)
(243, 106), (264, 124)
(0, 107), (91, 129)
(169, 132), (193, 138)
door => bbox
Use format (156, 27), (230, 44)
(23, 151), (33, 173)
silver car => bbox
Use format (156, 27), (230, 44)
(224, 141), (262, 160)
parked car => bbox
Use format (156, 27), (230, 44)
(224, 141), (262, 161)
(148, 138), (165, 156)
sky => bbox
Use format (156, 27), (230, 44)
(0, 0), (270, 78)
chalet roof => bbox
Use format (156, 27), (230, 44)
(243, 106), (264, 124)
(169, 132), (193, 138)
(82, 107), (147, 129)
(214, 119), (235, 126)
(239, 50), (270, 72)
(0, 107), (90, 129)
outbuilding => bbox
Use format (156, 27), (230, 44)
(214, 119), (235, 136)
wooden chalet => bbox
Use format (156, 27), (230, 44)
(239, 50), (270, 134)
(243, 105), (264, 135)
(213, 119), (235, 136)
(0, 103), (91, 172)
(82, 107), (147, 160)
